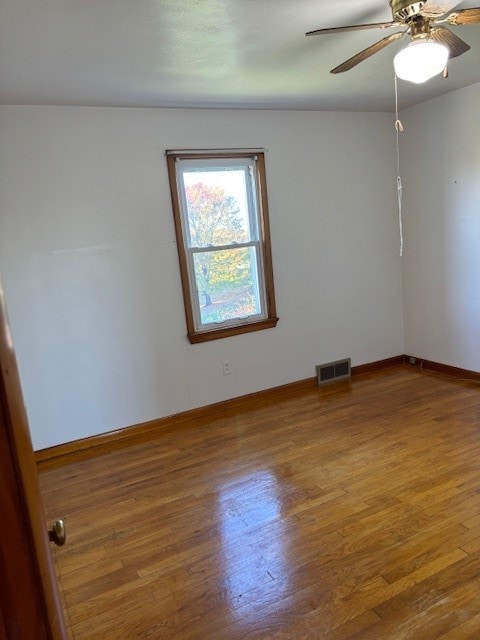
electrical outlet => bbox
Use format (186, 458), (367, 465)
(222, 361), (231, 376)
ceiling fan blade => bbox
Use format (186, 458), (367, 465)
(306, 21), (399, 36)
(446, 7), (480, 24)
(420, 0), (462, 18)
(331, 31), (404, 74)
(431, 26), (470, 57)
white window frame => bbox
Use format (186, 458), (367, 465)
(166, 150), (278, 343)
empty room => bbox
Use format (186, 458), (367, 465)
(1, 1), (480, 638)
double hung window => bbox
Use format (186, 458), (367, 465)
(167, 151), (278, 343)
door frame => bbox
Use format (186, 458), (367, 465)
(0, 279), (67, 639)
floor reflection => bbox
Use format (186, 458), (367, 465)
(218, 469), (289, 625)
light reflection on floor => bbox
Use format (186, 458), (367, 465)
(218, 469), (289, 626)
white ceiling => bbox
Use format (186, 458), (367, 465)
(1, 0), (479, 112)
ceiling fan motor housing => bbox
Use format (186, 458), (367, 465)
(410, 16), (432, 38)
(390, 0), (426, 20)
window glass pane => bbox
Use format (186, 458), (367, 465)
(192, 247), (262, 326)
(182, 169), (255, 247)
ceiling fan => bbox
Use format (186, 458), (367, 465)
(306, 0), (480, 80)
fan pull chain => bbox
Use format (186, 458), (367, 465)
(394, 74), (404, 257)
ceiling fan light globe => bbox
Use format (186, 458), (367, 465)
(394, 40), (449, 83)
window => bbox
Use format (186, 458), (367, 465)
(167, 150), (278, 343)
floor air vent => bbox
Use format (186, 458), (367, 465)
(316, 358), (351, 385)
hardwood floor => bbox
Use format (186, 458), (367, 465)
(39, 365), (480, 639)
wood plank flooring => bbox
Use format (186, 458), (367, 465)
(39, 366), (480, 639)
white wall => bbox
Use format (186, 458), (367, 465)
(0, 106), (404, 450)
(401, 83), (480, 370)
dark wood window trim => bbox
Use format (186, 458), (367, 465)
(166, 150), (278, 344)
